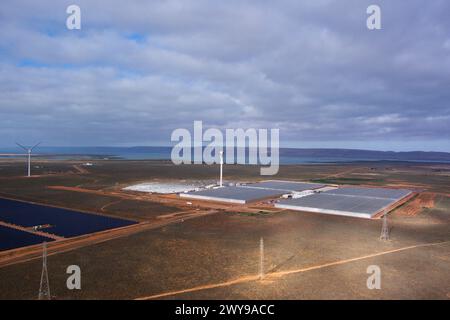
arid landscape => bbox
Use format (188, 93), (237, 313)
(0, 159), (449, 300)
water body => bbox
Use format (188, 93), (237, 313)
(1, 146), (449, 163)
(0, 198), (137, 241)
(0, 225), (54, 251)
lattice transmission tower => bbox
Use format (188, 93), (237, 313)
(380, 213), (389, 241)
(38, 242), (51, 300)
(259, 237), (264, 280)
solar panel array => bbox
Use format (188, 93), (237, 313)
(324, 187), (411, 200)
(276, 187), (412, 219)
(181, 180), (324, 203)
(241, 180), (325, 192)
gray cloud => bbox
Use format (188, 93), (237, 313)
(0, 0), (449, 150)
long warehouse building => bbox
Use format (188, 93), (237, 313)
(275, 187), (412, 219)
(180, 180), (325, 204)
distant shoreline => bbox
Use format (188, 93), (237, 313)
(1, 146), (450, 164)
(1, 154), (450, 165)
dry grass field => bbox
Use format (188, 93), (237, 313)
(0, 159), (449, 300)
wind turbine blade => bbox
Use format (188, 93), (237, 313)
(16, 142), (28, 151)
(30, 142), (42, 151)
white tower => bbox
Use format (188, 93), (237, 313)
(16, 142), (41, 177)
(219, 150), (223, 187)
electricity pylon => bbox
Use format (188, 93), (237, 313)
(38, 242), (51, 300)
(259, 237), (264, 280)
(380, 213), (389, 241)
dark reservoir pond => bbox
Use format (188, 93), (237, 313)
(0, 198), (137, 250)
(0, 225), (54, 251)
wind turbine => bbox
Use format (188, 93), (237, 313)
(16, 142), (41, 177)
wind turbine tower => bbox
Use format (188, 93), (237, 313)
(219, 150), (223, 187)
(16, 142), (41, 177)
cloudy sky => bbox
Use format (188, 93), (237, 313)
(0, 0), (449, 151)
